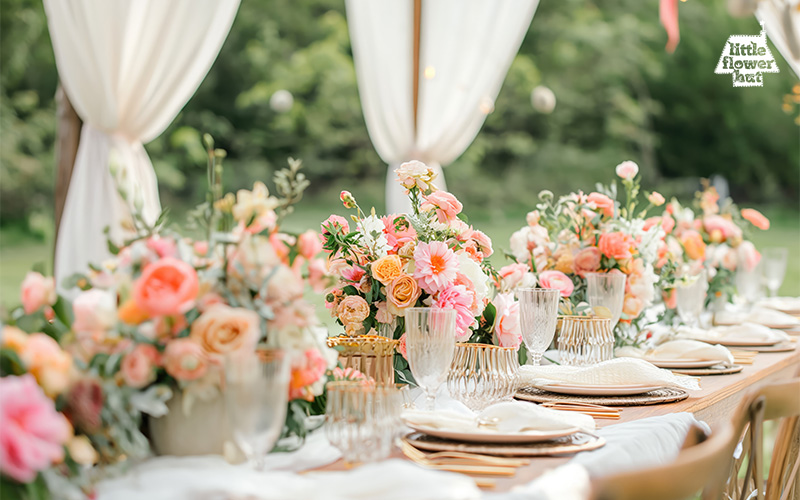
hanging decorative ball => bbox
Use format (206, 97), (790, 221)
(270, 90), (294, 113)
(531, 86), (556, 114)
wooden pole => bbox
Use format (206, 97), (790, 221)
(54, 84), (82, 251)
(412, 0), (422, 136)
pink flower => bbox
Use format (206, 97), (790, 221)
(340, 190), (356, 209)
(395, 160), (437, 192)
(297, 230), (323, 260)
(193, 241), (209, 256)
(648, 192), (665, 206)
(382, 215), (417, 250)
(586, 192), (614, 218)
(470, 230), (493, 258)
(526, 210), (540, 227)
(493, 293), (521, 349)
(622, 295), (644, 320)
(573, 247), (602, 278)
(73, 289), (117, 337)
(433, 284), (475, 339)
(146, 236), (177, 258)
(661, 215), (675, 234)
(413, 241), (458, 295)
(738, 241), (761, 272)
(499, 263), (529, 290)
(662, 289), (677, 309)
(269, 232), (294, 265)
(289, 349), (328, 401)
(741, 208), (770, 230)
(615, 160), (639, 180)
(321, 215), (350, 235)
(20, 333), (72, 397)
(163, 339), (208, 382)
(598, 232), (636, 261)
(120, 344), (161, 389)
(538, 270), (574, 298)
(397, 333), (408, 359)
(308, 258), (329, 293)
(703, 215), (742, 243)
(422, 191), (463, 224)
(20, 272), (56, 315)
(133, 258), (199, 317)
(331, 366), (369, 382)
(0, 375), (71, 483)
(375, 301), (393, 324)
(341, 265), (366, 283)
(660, 0), (680, 53)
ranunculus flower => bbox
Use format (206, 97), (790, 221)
(386, 274), (422, 315)
(371, 255), (404, 285)
(289, 349), (327, 401)
(413, 241), (458, 294)
(499, 263), (529, 291)
(615, 160), (639, 180)
(72, 289), (117, 339)
(573, 247), (602, 278)
(133, 258), (199, 317)
(493, 293), (521, 349)
(537, 270), (574, 298)
(20, 333), (72, 397)
(740, 208), (770, 230)
(163, 339), (209, 381)
(0, 375), (71, 483)
(337, 295), (371, 327)
(297, 230), (323, 260)
(648, 192), (665, 206)
(598, 232), (636, 261)
(422, 191), (463, 224)
(586, 192), (614, 217)
(120, 344), (161, 389)
(20, 272), (56, 315)
(433, 284), (475, 339)
(191, 304), (260, 358)
(680, 230), (707, 261)
(737, 241), (761, 272)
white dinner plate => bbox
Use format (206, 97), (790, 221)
(692, 337), (779, 347)
(644, 358), (721, 369)
(538, 383), (663, 396)
(404, 422), (580, 444)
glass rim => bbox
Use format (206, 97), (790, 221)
(405, 307), (457, 314)
(585, 271), (627, 279)
(325, 380), (399, 393)
(516, 287), (562, 294)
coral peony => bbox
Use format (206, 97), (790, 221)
(413, 241), (458, 294)
(20, 272), (56, 315)
(498, 263), (529, 291)
(133, 258), (199, 317)
(598, 232), (636, 261)
(538, 270), (574, 298)
(0, 375), (71, 483)
(470, 230), (494, 258)
(740, 208), (770, 230)
(703, 215), (742, 243)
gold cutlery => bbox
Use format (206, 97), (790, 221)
(540, 401), (621, 419)
(400, 441), (520, 476)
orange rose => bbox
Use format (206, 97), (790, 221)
(133, 258), (199, 317)
(118, 299), (150, 325)
(386, 274), (421, 315)
(371, 255), (404, 285)
(680, 230), (706, 261)
(336, 295), (370, 326)
(190, 304), (260, 358)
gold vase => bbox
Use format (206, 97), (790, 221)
(327, 335), (399, 385)
(556, 315), (614, 366)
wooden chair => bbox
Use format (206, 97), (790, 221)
(589, 378), (800, 500)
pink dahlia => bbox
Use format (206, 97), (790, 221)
(413, 241), (458, 294)
(433, 284), (475, 339)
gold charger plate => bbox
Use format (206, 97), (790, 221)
(515, 386), (689, 407)
(403, 431), (605, 457)
(670, 364), (743, 376)
(733, 341), (796, 353)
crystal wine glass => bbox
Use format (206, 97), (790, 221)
(676, 269), (708, 327)
(586, 272), (627, 328)
(224, 348), (290, 470)
(762, 247), (788, 297)
(404, 308), (456, 411)
(517, 288), (561, 366)
(735, 262), (763, 308)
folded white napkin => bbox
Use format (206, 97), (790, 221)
(709, 323), (791, 343)
(402, 400), (595, 434)
(715, 307), (800, 328)
(646, 339), (733, 364)
(757, 296), (800, 314)
(519, 358), (700, 391)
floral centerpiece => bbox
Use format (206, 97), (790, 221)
(505, 161), (664, 344)
(320, 161), (507, 379)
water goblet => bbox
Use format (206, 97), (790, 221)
(586, 272), (626, 328)
(762, 247), (788, 297)
(735, 262), (763, 308)
(404, 308), (457, 411)
(223, 348), (290, 471)
(517, 288), (561, 366)
(676, 270), (708, 327)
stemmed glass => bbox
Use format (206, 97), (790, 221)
(676, 269), (708, 327)
(404, 308), (456, 411)
(517, 288), (561, 366)
(586, 272), (627, 328)
(762, 247), (788, 297)
(735, 262), (763, 308)
(223, 348), (290, 471)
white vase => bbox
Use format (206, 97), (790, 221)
(148, 391), (229, 456)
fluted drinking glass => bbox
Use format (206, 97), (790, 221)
(762, 247), (788, 297)
(676, 269), (708, 327)
(586, 272), (626, 328)
(404, 308), (457, 411)
(517, 288), (561, 366)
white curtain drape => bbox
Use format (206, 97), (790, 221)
(346, 0), (539, 214)
(44, 0), (240, 287)
(756, 0), (800, 77)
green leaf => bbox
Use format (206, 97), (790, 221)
(52, 296), (74, 327)
(0, 348), (26, 376)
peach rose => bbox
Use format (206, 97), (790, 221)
(337, 295), (371, 326)
(573, 247), (602, 278)
(120, 344), (160, 389)
(538, 270), (574, 298)
(20, 333), (72, 397)
(741, 208), (770, 230)
(297, 230), (323, 260)
(680, 230), (706, 261)
(371, 255), (404, 285)
(190, 304), (260, 358)
(133, 258), (199, 317)
(598, 232), (636, 260)
(20, 272), (56, 314)
(587, 192), (614, 218)
(163, 339), (208, 381)
(386, 274), (422, 314)
(615, 160), (639, 179)
(422, 191), (463, 224)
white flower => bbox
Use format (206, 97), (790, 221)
(457, 252), (491, 305)
(615, 161), (639, 180)
(395, 160), (437, 192)
(358, 215), (391, 257)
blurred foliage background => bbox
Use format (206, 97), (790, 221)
(1, 0), (798, 305)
